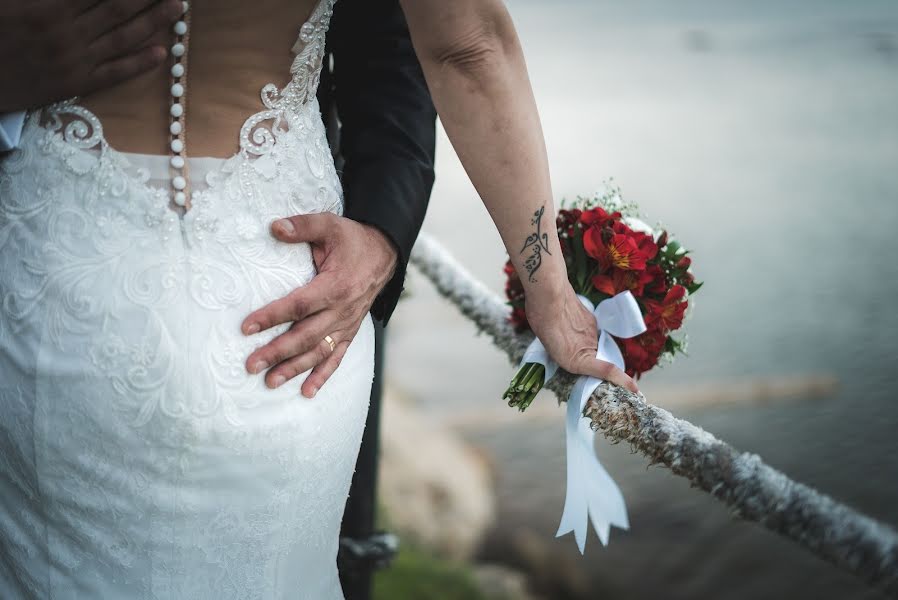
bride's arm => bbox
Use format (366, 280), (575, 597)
(400, 0), (638, 392)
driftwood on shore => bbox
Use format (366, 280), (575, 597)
(410, 232), (898, 598)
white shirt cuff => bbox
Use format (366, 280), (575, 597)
(0, 111), (27, 151)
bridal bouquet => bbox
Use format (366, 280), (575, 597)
(502, 184), (701, 411)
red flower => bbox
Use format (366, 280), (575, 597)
(504, 260), (530, 331)
(503, 260), (516, 277)
(557, 208), (583, 227)
(592, 267), (655, 297)
(676, 255), (692, 269)
(645, 285), (688, 332)
(505, 267), (524, 300)
(585, 231), (648, 271)
(579, 206), (620, 228)
(645, 264), (667, 294)
(619, 329), (667, 378)
(510, 306), (529, 331)
(583, 217), (659, 274)
(611, 221), (659, 262)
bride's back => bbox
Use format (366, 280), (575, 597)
(81, 0), (320, 158)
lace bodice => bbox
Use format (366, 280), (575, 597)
(242, 0), (334, 158)
(0, 1), (377, 597)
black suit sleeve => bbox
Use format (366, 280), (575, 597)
(326, 0), (437, 325)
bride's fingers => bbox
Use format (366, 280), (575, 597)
(300, 340), (351, 399)
(582, 358), (639, 394)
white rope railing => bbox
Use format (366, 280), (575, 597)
(410, 232), (898, 597)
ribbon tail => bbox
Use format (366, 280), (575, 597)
(555, 376), (590, 553)
(556, 375), (629, 553)
(554, 292), (637, 553)
(583, 443), (630, 545)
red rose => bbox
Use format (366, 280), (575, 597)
(676, 255), (691, 269)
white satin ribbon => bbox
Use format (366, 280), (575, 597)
(518, 291), (646, 553)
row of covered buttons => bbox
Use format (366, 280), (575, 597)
(169, 1), (190, 207)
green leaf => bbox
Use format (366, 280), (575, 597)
(664, 336), (677, 353)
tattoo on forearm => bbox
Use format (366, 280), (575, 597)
(519, 206), (551, 283)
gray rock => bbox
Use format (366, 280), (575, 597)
(378, 387), (497, 561)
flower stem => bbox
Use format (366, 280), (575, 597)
(503, 361), (548, 411)
(515, 362), (537, 392)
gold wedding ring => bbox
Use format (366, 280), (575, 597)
(323, 335), (336, 352)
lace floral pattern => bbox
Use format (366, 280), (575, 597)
(0, 0), (375, 597)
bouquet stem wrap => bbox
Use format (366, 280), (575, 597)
(519, 291), (647, 553)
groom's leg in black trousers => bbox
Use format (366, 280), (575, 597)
(339, 319), (388, 600)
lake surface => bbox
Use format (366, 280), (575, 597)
(385, 1), (898, 598)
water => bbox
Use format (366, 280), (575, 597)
(385, 1), (898, 597)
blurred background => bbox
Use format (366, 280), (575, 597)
(373, 1), (898, 598)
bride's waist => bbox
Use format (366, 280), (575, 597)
(2, 110), (344, 242)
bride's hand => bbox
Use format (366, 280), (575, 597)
(525, 285), (640, 394)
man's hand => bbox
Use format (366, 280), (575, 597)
(242, 213), (398, 398)
(0, 0), (182, 112)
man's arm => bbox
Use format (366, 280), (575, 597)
(330, 0), (437, 324)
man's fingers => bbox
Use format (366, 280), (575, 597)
(84, 45), (168, 95)
(263, 337), (344, 390)
(585, 358), (639, 394)
(245, 311), (336, 376)
(81, 0), (179, 43)
(241, 273), (337, 335)
(270, 212), (338, 244)
(73, 0), (106, 16)
(79, 0), (183, 95)
(87, 0), (181, 65)
(301, 341), (351, 398)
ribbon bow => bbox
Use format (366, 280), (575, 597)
(517, 290), (646, 553)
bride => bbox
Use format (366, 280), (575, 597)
(0, 0), (637, 597)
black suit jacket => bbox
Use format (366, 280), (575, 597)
(317, 0), (437, 325)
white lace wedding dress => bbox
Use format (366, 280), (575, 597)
(0, 1), (376, 597)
